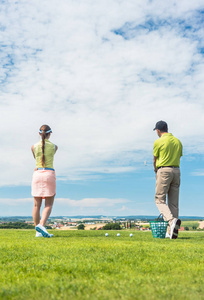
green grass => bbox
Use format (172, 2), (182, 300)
(0, 230), (204, 300)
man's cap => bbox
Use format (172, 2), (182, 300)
(153, 120), (168, 131)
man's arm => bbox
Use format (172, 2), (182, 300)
(153, 156), (157, 173)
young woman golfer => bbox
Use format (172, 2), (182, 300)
(31, 125), (58, 238)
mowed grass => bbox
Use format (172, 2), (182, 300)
(0, 230), (204, 300)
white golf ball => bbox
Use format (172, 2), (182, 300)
(130, 234), (133, 237)
(117, 233), (120, 237)
(105, 233), (109, 237)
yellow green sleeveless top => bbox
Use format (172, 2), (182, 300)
(34, 139), (55, 169)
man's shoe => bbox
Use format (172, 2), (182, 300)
(170, 218), (181, 239)
(35, 224), (53, 238)
(165, 232), (171, 238)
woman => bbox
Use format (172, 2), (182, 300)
(31, 125), (58, 238)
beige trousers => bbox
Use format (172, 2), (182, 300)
(155, 167), (180, 223)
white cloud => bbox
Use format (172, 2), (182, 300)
(0, 198), (33, 205)
(0, 197), (128, 207)
(0, 197), (159, 216)
(56, 197), (129, 207)
(119, 205), (129, 211)
(191, 170), (204, 176)
(0, 0), (204, 186)
(0, 197), (132, 216)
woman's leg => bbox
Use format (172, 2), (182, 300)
(33, 197), (42, 226)
(40, 196), (55, 226)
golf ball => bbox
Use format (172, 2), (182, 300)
(105, 233), (109, 237)
(117, 233), (120, 237)
(130, 234), (133, 237)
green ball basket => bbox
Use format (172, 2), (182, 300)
(150, 214), (168, 239)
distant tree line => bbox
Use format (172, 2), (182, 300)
(102, 223), (121, 230)
(0, 222), (35, 229)
(77, 224), (85, 230)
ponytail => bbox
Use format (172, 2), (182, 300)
(39, 125), (52, 168)
(41, 132), (46, 167)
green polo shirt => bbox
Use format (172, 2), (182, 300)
(153, 133), (183, 168)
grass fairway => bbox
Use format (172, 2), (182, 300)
(0, 230), (204, 300)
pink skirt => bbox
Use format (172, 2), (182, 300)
(32, 170), (56, 197)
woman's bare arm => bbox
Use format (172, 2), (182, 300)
(31, 145), (35, 158)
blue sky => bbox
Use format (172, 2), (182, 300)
(0, 0), (204, 217)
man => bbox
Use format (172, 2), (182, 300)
(153, 120), (183, 239)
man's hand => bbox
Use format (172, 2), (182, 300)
(153, 156), (157, 173)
